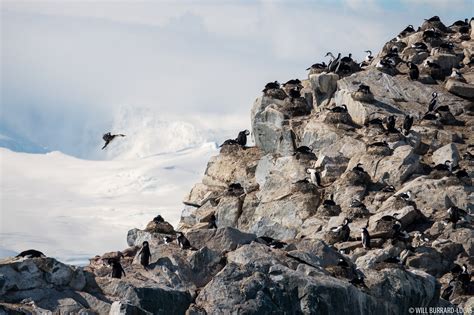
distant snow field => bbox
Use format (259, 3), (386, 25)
(0, 143), (219, 265)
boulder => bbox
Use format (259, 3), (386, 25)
(308, 73), (339, 108)
(445, 79), (474, 100)
(432, 143), (461, 167)
(185, 227), (256, 253)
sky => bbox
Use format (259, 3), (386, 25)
(1, 0), (472, 158)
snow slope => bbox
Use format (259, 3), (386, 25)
(0, 143), (218, 265)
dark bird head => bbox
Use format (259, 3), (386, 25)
(244, 129), (250, 135)
(365, 50), (372, 54)
(142, 241), (149, 247)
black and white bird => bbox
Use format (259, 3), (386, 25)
(402, 115), (414, 136)
(449, 69), (467, 83)
(102, 132), (126, 150)
(425, 15), (440, 22)
(331, 104), (348, 113)
(306, 168), (324, 187)
(323, 193), (336, 206)
(361, 228), (371, 249)
(330, 218), (351, 242)
(401, 25), (416, 33)
(16, 249), (46, 258)
(352, 163), (366, 173)
(176, 232), (194, 250)
(397, 190), (412, 202)
(357, 84), (372, 94)
(263, 81), (280, 92)
(306, 62), (327, 71)
(446, 206), (468, 229)
(364, 50), (373, 62)
(428, 92), (438, 112)
(433, 160), (453, 172)
(412, 42), (428, 51)
(256, 236), (287, 249)
(384, 115), (397, 133)
(406, 62), (419, 80)
(295, 146), (313, 154)
(163, 236), (173, 245)
(220, 130), (250, 147)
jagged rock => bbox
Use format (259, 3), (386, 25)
(444, 228), (474, 257)
(308, 72), (338, 107)
(215, 196), (243, 228)
(97, 279), (193, 315)
(445, 79), (474, 100)
(0, 257), (86, 295)
(348, 145), (421, 186)
(398, 177), (469, 211)
(369, 205), (422, 231)
(251, 96), (296, 155)
(127, 228), (165, 247)
(294, 239), (343, 267)
(432, 143), (461, 167)
(194, 255), (438, 315)
(336, 69), (469, 124)
(188, 247), (226, 287)
(405, 246), (452, 277)
(185, 227), (256, 253)
(202, 146), (261, 188)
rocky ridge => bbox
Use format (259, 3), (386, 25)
(1, 17), (473, 315)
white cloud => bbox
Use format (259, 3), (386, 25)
(1, 1), (468, 157)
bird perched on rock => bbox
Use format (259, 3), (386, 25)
(406, 62), (419, 80)
(306, 168), (325, 187)
(402, 115), (414, 136)
(138, 241), (151, 269)
(256, 236), (287, 249)
(220, 130), (250, 147)
(396, 190), (412, 202)
(445, 206), (468, 229)
(263, 81), (280, 92)
(361, 228), (371, 249)
(383, 115), (398, 133)
(153, 215), (165, 223)
(110, 259), (126, 279)
(449, 69), (467, 83)
(331, 104), (348, 113)
(16, 249), (46, 258)
(176, 232), (195, 250)
(306, 62), (327, 73)
(330, 218), (351, 243)
(428, 92), (438, 112)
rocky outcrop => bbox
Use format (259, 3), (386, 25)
(2, 16), (473, 314)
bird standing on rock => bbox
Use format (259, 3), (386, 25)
(138, 241), (151, 269)
(361, 228), (371, 249)
(110, 259), (126, 279)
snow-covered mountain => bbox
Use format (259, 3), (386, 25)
(0, 143), (218, 265)
(0, 107), (245, 264)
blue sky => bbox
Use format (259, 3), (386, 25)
(1, 0), (472, 157)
